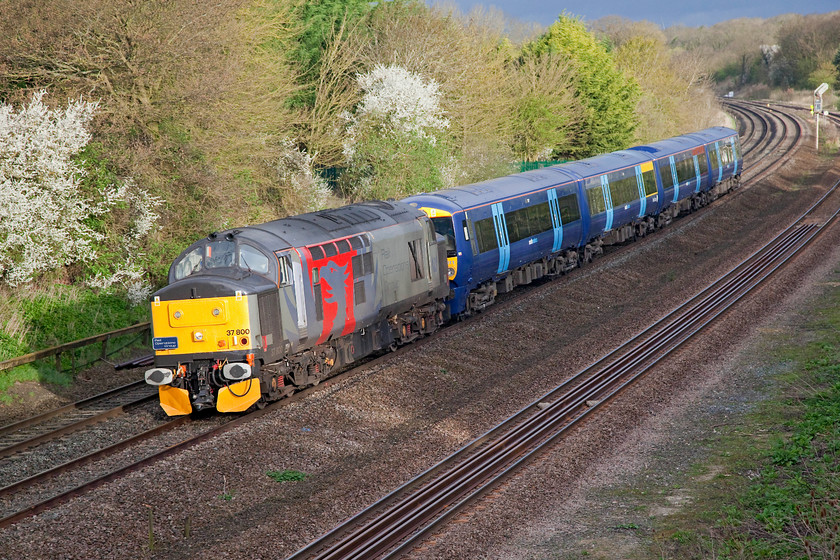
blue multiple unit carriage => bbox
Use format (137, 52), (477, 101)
(403, 126), (742, 317)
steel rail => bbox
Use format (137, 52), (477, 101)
(315, 222), (818, 560)
(0, 380), (147, 437)
(0, 382), (157, 458)
(291, 167), (840, 559)
(0, 416), (189, 499)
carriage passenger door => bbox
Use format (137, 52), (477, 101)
(547, 189), (564, 252)
(491, 202), (510, 274)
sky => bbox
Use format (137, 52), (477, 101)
(435, 0), (839, 28)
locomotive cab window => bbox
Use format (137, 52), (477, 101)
(408, 239), (425, 281)
(239, 244), (270, 275)
(173, 247), (203, 280)
(205, 240), (236, 269)
(431, 217), (457, 256)
(277, 254), (292, 286)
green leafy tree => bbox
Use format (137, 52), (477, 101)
(290, 0), (375, 107)
(612, 32), (718, 142)
(523, 14), (640, 157)
(772, 13), (840, 89)
(510, 55), (581, 161)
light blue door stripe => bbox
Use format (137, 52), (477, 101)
(634, 166), (646, 217)
(601, 175), (614, 231)
(547, 188), (563, 252)
(732, 139), (738, 175)
(669, 156), (679, 203)
(715, 142), (723, 183)
(693, 155), (701, 192)
(491, 202), (510, 274)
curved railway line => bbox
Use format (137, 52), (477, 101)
(0, 101), (825, 546)
(288, 155), (840, 560)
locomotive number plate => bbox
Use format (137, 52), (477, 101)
(153, 336), (179, 350)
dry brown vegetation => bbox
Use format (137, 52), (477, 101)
(0, 0), (745, 297)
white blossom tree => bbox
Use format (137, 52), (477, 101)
(277, 138), (333, 213)
(0, 90), (160, 302)
(342, 64), (453, 199)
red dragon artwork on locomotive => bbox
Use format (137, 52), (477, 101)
(308, 246), (357, 345)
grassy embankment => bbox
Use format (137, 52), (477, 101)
(647, 272), (840, 558)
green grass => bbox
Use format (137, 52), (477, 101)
(0, 285), (149, 398)
(647, 281), (840, 559)
(266, 469), (308, 483)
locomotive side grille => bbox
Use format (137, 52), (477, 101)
(258, 292), (281, 338)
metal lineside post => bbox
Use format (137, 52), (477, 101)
(815, 83), (829, 152)
(816, 111), (820, 152)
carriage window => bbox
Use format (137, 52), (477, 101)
(694, 150), (708, 176)
(239, 245), (269, 275)
(507, 202), (552, 244)
(709, 143), (721, 172)
(558, 193), (581, 223)
(205, 240), (235, 269)
(174, 247), (203, 280)
(585, 176), (607, 215)
(474, 217), (498, 253)
(641, 167), (658, 196)
(607, 168), (639, 207)
(658, 159), (674, 189)
(674, 152), (696, 184)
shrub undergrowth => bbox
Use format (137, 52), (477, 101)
(0, 284), (149, 394)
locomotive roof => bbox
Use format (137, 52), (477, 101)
(684, 126), (739, 144)
(557, 149), (652, 179)
(206, 200), (423, 252)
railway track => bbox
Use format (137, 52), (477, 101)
(724, 99), (804, 182)
(0, 101), (810, 537)
(0, 380), (156, 457)
(286, 109), (840, 560)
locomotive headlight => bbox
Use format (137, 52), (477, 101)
(212, 307), (221, 317)
(145, 368), (173, 386)
(448, 266), (455, 277)
(173, 310), (183, 320)
(222, 362), (252, 381)
(192, 330), (205, 342)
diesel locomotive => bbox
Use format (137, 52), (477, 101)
(145, 126), (742, 416)
(144, 201), (449, 415)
